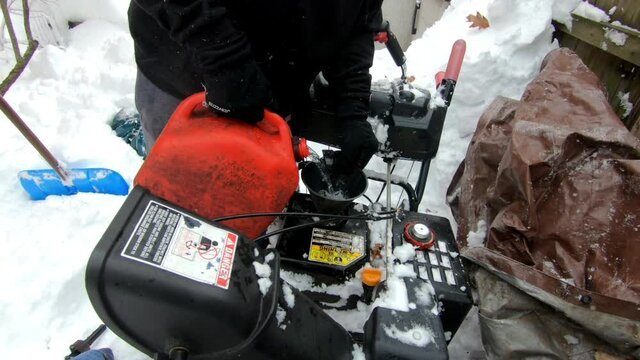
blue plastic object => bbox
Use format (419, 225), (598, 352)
(73, 348), (114, 360)
(18, 168), (130, 200)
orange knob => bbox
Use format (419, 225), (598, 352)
(362, 267), (383, 287)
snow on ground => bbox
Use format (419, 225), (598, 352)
(0, 0), (582, 358)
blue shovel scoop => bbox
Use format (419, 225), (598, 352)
(1, 95), (129, 200)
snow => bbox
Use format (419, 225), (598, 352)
(282, 283), (296, 308)
(352, 344), (366, 360)
(610, 20), (640, 34)
(253, 258), (273, 295)
(372, 276), (411, 312)
(618, 92), (633, 119)
(0, 0), (583, 358)
(384, 324), (435, 348)
(257, 278), (272, 296)
(276, 305), (288, 330)
(572, 1), (611, 23)
(253, 261), (272, 278)
(393, 243), (416, 263)
(552, 0), (581, 30)
(280, 270), (364, 300)
(414, 282), (436, 308)
(393, 263), (418, 278)
(605, 27), (628, 46)
(467, 220), (488, 247)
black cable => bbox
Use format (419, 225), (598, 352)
(396, 160), (416, 209)
(252, 214), (395, 243)
(361, 194), (374, 205)
(212, 210), (396, 223)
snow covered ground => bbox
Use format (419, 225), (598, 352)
(0, 0), (592, 358)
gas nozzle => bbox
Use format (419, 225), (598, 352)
(292, 136), (310, 162)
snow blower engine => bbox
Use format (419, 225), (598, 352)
(86, 28), (471, 360)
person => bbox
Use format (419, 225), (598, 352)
(128, 0), (382, 172)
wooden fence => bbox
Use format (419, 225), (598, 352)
(554, 0), (640, 138)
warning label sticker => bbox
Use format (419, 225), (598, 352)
(308, 228), (365, 267)
(121, 201), (238, 289)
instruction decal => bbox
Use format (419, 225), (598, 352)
(308, 228), (365, 267)
(122, 201), (238, 289)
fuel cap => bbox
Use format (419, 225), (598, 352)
(403, 222), (435, 249)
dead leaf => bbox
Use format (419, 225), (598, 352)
(467, 11), (490, 29)
(406, 75), (416, 83)
(370, 244), (384, 261)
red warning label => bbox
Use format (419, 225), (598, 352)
(216, 233), (238, 289)
(121, 201), (239, 290)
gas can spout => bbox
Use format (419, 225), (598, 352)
(293, 137), (310, 161)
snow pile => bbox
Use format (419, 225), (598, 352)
(280, 270), (364, 300)
(276, 306), (288, 330)
(572, 1), (610, 22)
(370, 0), (565, 219)
(553, 0), (581, 30)
(253, 260), (272, 295)
(618, 92), (633, 119)
(605, 27), (628, 46)
(282, 283), (296, 308)
(467, 220), (488, 247)
(393, 243), (416, 263)
(414, 282), (436, 309)
(610, 20), (640, 33)
(383, 324), (435, 348)
(352, 344), (366, 360)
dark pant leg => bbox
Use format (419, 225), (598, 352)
(134, 69), (183, 150)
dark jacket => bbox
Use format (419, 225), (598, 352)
(129, 0), (382, 124)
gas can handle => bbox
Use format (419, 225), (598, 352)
(183, 92), (293, 143)
(259, 109), (292, 141)
(175, 92), (209, 120)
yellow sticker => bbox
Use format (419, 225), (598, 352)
(308, 228), (365, 267)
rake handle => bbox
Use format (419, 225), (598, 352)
(0, 95), (71, 182)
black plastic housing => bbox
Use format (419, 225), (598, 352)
(301, 87), (444, 162)
(392, 211), (473, 337)
(277, 193), (369, 278)
(364, 298), (448, 360)
(86, 186), (354, 360)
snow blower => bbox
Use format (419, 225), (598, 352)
(86, 31), (470, 359)
(0, 95), (129, 200)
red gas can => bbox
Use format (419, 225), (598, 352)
(135, 92), (308, 239)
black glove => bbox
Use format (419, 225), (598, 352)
(204, 61), (273, 123)
(335, 119), (378, 173)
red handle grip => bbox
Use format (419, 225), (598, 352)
(435, 71), (445, 87)
(444, 39), (466, 81)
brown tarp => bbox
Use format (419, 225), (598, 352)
(447, 48), (640, 356)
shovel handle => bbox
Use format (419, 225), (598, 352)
(0, 95), (71, 182)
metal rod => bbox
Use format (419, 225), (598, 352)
(385, 162), (394, 277)
(0, 95), (71, 182)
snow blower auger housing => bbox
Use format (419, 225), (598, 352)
(86, 38), (471, 360)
